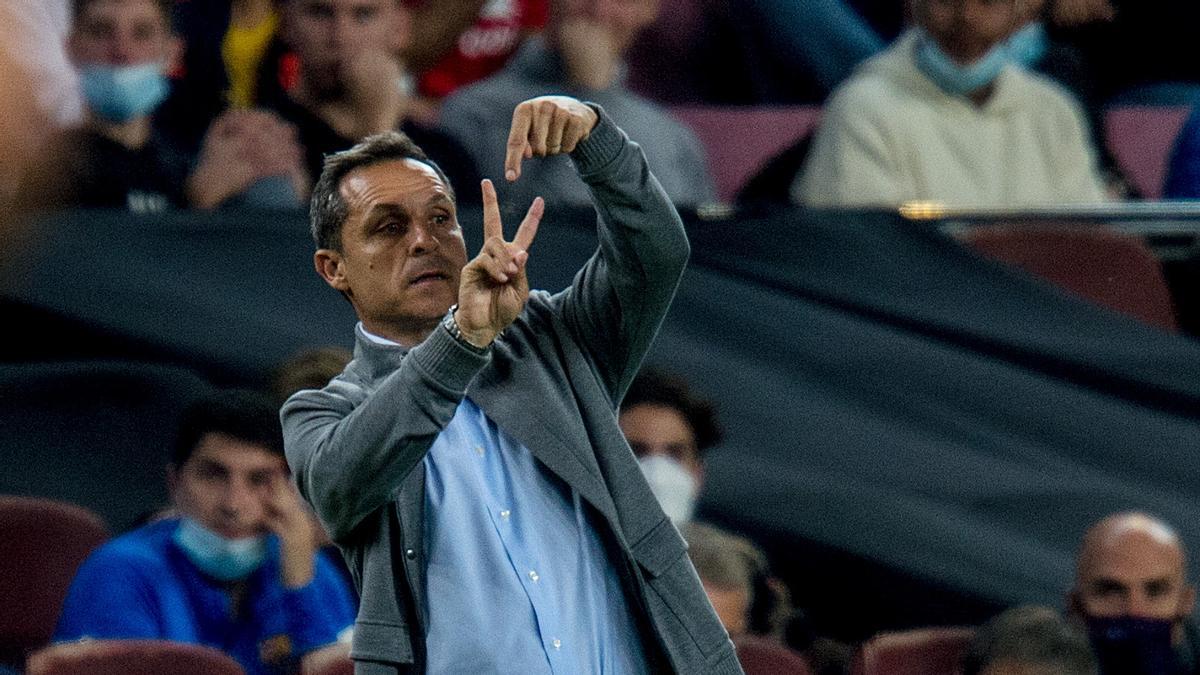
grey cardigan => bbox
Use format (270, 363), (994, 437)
(283, 108), (742, 674)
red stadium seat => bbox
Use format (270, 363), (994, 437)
(0, 496), (109, 668)
(959, 226), (1179, 332)
(26, 640), (244, 675)
(1103, 106), (1192, 199)
(735, 635), (815, 675)
(669, 105), (822, 203)
(850, 627), (974, 675)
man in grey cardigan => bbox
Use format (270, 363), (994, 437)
(282, 95), (741, 674)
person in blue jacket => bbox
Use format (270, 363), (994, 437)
(55, 389), (356, 675)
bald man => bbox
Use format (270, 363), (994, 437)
(1070, 512), (1200, 674)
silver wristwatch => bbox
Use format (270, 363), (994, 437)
(442, 304), (489, 354)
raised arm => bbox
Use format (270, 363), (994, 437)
(508, 98), (690, 405)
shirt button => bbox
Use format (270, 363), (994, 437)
(405, 548), (416, 560)
(474, 445), (485, 456)
(552, 639), (562, 650)
(500, 509), (511, 519)
(528, 570), (540, 583)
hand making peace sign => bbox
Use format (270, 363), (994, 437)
(452, 97), (600, 349)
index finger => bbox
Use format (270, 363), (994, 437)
(481, 179), (503, 241)
(513, 197), (544, 252)
(505, 103), (533, 181)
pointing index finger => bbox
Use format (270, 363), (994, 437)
(505, 103), (532, 181)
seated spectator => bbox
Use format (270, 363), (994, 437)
(162, 0), (292, 147)
(1163, 107), (1200, 200)
(54, 390), (356, 675)
(19, 0), (307, 213)
(620, 369), (722, 525)
(684, 521), (762, 639)
(1070, 512), (1200, 674)
(962, 605), (1096, 675)
(438, 0), (716, 208)
(268, 0), (480, 199)
(793, 0), (1107, 209)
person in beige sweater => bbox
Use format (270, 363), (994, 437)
(794, 0), (1107, 210)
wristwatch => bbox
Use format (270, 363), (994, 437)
(442, 305), (489, 355)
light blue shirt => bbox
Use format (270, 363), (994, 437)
(422, 397), (650, 674)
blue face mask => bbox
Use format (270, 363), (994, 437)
(173, 518), (267, 581)
(914, 30), (1010, 97)
(79, 62), (170, 123)
(1087, 616), (1183, 675)
(1007, 21), (1049, 69)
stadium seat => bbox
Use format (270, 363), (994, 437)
(1103, 106), (1192, 199)
(0, 496), (109, 668)
(26, 640), (244, 675)
(850, 627), (974, 675)
(735, 635), (815, 675)
(668, 105), (822, 203)
(959, 226), (1179, 332)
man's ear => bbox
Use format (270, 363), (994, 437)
(164, 35), (184, 76)
(392, 4), (412, 53)
(1181, 583), (1197, 616)
(315, 249), (350, 292)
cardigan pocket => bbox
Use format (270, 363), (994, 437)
(349, 618), (413, 665)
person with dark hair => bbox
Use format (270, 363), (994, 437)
(620, 369), (722, 524)
(1070, 512), (1200, 675)
(266, 0), (480, 200)
(963, 605), (1096, 675)
(283, 95), (741, 673)
(19, 0), (307, 213)
(55, 389), (356, 675)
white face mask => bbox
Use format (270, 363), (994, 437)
(173, 517), (267, 581)
(637, 455), (699, 525)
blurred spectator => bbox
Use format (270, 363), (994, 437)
(19, 0), (307, 213)
(438, 0), (715, 208)
(1069, 512), (1200, 675)
(962, 605), (1096, 675)
(268, 0), (481, 199)
(684, 522), (849, 674)
(54, 389), (356, 675)
(683, 521), (785, 640)
(1163, 108), (1200, 200)
(793, 0), (1107, 209)
(270, 345), (353, 405)
(161, 0), (293, 148)
(620, 369), (722, 525)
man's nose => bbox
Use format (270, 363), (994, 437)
(106, 32), (137, 65)
(221, 479), (257, 517)
(408, 224), (439, 255)
(1127, 593), (1154, 618)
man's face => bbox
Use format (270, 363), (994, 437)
(284, 0), (406, 91)
(619, 403), (703, 483)
(1073, 529), (1196, 622)
(69, 0), (176, 67)
(316, 159), (467, 342)
(702, 582), (749, 638)
(551, 0), (660, 53)
(170, 433), (289, 540)
(915, 0), (1022, 64)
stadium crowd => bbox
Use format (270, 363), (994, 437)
(2, 0), (1200, 674)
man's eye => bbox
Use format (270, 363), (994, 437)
(381, 221), (402, 234)
(432, 214), (449, 226)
